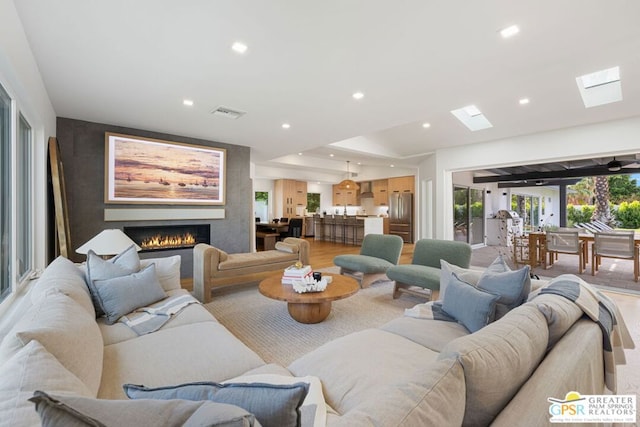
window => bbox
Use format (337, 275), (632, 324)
(453, 186), (484, 245)
(511, 193), (541, 232)
(307, 193), (320, 214)
(254, 191), (269, 223)
(17, 114), (32, 281)
(0, 84), (11, 302)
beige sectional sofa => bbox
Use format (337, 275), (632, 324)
(193, 237), (310, 303)
(0, 252), (631, 426)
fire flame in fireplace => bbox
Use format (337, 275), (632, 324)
(141, 233), (196, 250)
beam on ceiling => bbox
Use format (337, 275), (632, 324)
(497, 179), (581, 188)
(473, 166), (640, 184)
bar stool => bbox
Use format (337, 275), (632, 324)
(345, 216), (358, 245)
(334, 216), (346, 244)
(323, 216), (335, 242)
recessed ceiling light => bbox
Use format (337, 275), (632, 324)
(357, 162), (362, 165)
(282, 123), (291, 129)
(519, 98), (530, 105)
(329, 154), (335, 157)
(231, 42), (248, 54)
(390, 164), (395, 168)
(352, 92), (364, 100)
(422, 122), (431, 128)
(183, 99), (194, 106)
(500, 25), (520, 38)
(297, 152), (302, 156)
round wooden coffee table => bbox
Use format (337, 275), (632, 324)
(258, 274), (359, 324)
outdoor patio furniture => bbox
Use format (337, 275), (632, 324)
(591, 231), (639, 282)
(546, 229), (585, 274)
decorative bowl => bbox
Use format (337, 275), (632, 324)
(291, 277), (328, 293)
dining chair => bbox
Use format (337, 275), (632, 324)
(546, 229), (585, 274)
(591, 231), (639, 282)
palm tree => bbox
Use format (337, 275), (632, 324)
(591, 175), (614, 225)
(567, 177), (594, 205)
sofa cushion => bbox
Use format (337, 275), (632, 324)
(219, 251), (298, 271)
(379, 316), (469, 353)
(333, 254), (395, 274)
(93, 263), (167, 325)
(87, 245), (141, 316)
(477, 256), (531, 319)
(386, 264), (440, 290)
(140, 255), (182, 292)
(30, 256), (95, 316)
(288, 329), (439, 416)
(30, 391), (258, 427)
(0, 291), (103, 395)
(124, 381), (308, 427)
(0, 341), (94, 427)
(99, 321), (265, 399)
(438, 303), (549, 426)
(330, 358), (466, 427)
(439, 260), (483, 300)
(224, 373), (326, 427)
(442, 274), (500, 333)
(98, 289), (217, 346)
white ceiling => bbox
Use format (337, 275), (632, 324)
(14, 0), (640, 179)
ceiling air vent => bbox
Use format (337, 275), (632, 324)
(210, 106), (246, 119)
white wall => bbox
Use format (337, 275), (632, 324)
(0, 0), (56, 272)
(422, 115), (640, 240)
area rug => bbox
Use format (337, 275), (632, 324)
(204, 269), (424, 366)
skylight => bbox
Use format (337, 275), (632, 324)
(450, 105), (493, 131)
(576, 66), (622, 108)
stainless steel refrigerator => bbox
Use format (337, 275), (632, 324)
(388, 192), (413, 243)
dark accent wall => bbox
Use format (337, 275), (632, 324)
(56, 118), (252, 278)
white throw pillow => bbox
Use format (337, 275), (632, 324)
(0, 340), (94, 427)
(140, 255), (182, 292)
(223, 373), (327, 427)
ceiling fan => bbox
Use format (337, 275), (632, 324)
(606, 156), (640, 172)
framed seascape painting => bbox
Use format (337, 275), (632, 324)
(105, 133), (226, 205)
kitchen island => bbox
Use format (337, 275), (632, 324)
(313, 215), (383, 245)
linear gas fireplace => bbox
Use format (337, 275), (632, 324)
(124, 224), (210, 253)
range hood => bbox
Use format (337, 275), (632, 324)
(359, 181), (374, 198)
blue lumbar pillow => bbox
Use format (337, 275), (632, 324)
(442, 273), (500, 333)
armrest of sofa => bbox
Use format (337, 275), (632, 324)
(193, 243), (222, 303)
(281, 237), (310, 266)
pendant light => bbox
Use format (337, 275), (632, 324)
(337, 161), (360, 190)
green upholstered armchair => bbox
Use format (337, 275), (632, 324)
(386, 238), (472, 300)
(333, 234), (404, 288)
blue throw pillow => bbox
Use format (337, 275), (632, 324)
(477, 255), (531, 319)
(86, 244), (141, 317)
(93, 264), (166, 325)
(442, 273), (500, 333)
(124, 381), (309, 427)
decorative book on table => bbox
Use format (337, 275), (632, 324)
(282, 265), (313, 284)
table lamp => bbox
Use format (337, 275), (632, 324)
(76, 229), (141, 257)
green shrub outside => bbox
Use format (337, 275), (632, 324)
(615, 201), (640, 229)
(567, 204), (595, 227)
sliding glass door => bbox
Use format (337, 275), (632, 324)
(454, 186), (484, 245)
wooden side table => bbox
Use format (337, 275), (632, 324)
(258, 274), (359, 324)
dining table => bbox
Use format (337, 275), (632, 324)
(256, 222), (289, 234)
(525, 230), (640, 269)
